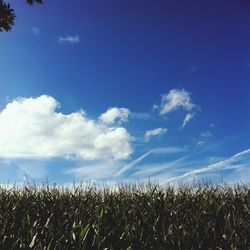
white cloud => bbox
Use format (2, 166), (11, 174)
(18, 161), (47, 179)
(58, 35), (80, 44)
(188, 66), (199, 72)
(209, 123), (215, 128)
(181, 113), (195, 129)
(99, 107), (130, 125)
(144, 128), (167, 142)
(196, 141), (205, 148)
(130, 112), (151, 120)
(166, 148), (250, 183)
(32, 27), (40, 35)
(65, 160), (122, 180)
(245, 62), (250, 68)
(201, 131), (213, 138)
(114, 151), (152, 177)
(114, 147), (186, 177)
(158, 89), (197, 115)
(0, 95), (132, 160)
(131, 156), (191, 179)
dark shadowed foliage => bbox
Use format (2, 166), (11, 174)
(0, 0), (43, 31)
(0, 183), (249, 249)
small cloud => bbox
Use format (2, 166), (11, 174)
(157, 89), (197, 116)
(196, 141), (205, 147)
(188, 66), (199, 72)
(152, 104), (159, 111)
(144, 128), (167, 142)
(99, 107), (130, 125)
(209, 123), (215, 128)
(244, 62), (250, 68)
(154, 89), (199, 128)
(58, 35), (80, 44)
(32, 27), (40, 35)
(181, 113), (195, 129)
(201, 131), (213, 138)
(130, 112), (151, 120)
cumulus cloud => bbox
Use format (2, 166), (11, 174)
(58, 35), (80, 44)
(157, 89), (196, 115)
(0, 95), (132, 160)
(181, 113), (195, 129)
(144, 128), (167, 142)
(32, 27), (40, 35)
(99, 107), (130, 125)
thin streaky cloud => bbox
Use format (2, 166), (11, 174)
(166, 148), (250, 183)
(188, 66), (199, 72)
(130, 112), (151, 120)
(58, 35), (80, 44)
(201, 131), (213, 138)
(114, 147), (186, 177)
(32, 27), (40, 35)
(144, 128), (167, 142)
(245, 62), (250, 68)
(65, 160), (122, 180)
(181, 113), (195, 129)
(132, 156), (190, 178)
(114, 151), (152, 177)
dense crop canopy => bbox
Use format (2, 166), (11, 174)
(0, 184), (249, 249)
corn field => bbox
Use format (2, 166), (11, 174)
(0, 183), (249, 249)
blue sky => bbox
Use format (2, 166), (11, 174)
(0, 0), (250, 185)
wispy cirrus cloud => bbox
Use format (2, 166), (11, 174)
(166, 148), (250, 183)
(144, 128), (167, 142)
(32, 27), (40, 35)
(131, 156), (189, 179)
(188, 66), (199, 72)
(114, 147), (187, 177)
(245, 62), (250, 68)
(65, 160), (122, 180)
(18, 161), (47, 180)
(130, 112), (151, 120)
(201, 131), (213, 138)
(181, 113), (195, 129)
(58, 35), (80, 44)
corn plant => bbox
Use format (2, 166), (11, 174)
(0, 183), (249, 249)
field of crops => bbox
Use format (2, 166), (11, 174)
(0, 183), (249, 249)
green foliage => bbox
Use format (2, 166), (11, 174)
(0, 0), (43, 32)
(0, 183), (249, 249)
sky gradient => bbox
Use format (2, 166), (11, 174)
(0, 0), (250, 185)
